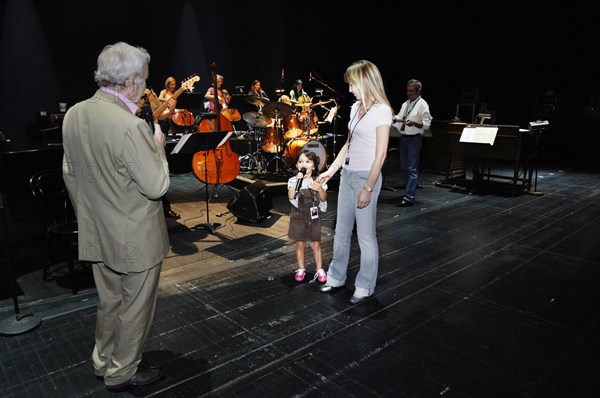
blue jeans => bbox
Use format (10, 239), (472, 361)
(400, 134), (422, 202)
(326, 170), (381, 297)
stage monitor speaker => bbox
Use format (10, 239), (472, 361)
(227, 182), (272, 223)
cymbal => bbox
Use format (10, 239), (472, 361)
(294, 102), (312, 107)
(245, 95), (270, 107)
(261, 101), (294, 118)
(311, 99), (334, 107)
(242, 111), (272, 127)
(254, 121), (269, 128)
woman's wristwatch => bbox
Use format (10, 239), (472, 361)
(364, 184), (373, 192)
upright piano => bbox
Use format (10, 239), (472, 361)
(446, 122), (536, 196)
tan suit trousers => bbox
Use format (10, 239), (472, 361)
(91, 261), (162, 385)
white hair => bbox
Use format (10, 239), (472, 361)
(94, 41), (150, 87)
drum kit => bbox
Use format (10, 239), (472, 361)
(238, 95), (336, 174)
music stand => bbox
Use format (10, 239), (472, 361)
(176, 92), (206, 112)
(171, 131), (230, 233)
(526, 120), (549, 196)
(227, 93), (249, 110)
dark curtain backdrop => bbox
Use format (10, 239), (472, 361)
(0, 0), (597, 159)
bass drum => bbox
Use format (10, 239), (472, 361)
(283, 138), (328, 172)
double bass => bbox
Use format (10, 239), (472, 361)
(193, 64), (240, 186)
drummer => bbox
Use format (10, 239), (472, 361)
(289, 79), (310, 104)
(290, 79), (318, 137)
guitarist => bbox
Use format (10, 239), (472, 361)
(158, 76), (179, 133)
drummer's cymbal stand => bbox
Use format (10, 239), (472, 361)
(265, 109), (287, 173)
(240, 127), (266, 173)
(239, 128), (267, 174)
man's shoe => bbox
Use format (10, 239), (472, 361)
(396, 199), (413, 207)
(165, 210), (180, 219)
(105, 366), (164, 392)
(349, 294), (372, 305)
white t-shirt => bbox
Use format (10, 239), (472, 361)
(344, 102), (392, 171)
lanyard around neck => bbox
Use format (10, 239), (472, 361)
(403, 97), (420, 117)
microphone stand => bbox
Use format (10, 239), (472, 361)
(309, 72), (345, 161)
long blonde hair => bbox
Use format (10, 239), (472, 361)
(343, 60), (391, 112)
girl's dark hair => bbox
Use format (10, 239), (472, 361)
(298, 150), (320, 177)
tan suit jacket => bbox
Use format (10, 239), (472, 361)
(62, 89), (170, 273)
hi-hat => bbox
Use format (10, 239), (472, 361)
(261, 101), (294, 118)
(246, 95), (270, 107)
(242, 111), (271, 127)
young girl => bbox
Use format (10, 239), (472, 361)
(287, 150), (328, 282)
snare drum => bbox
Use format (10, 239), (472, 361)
(283, 138), (328, 172)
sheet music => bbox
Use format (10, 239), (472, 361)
(217, 132), (233, 148)
(459, 126), (498, 145)
(170, 133), (192, 154)
(170, 131), (234, 155)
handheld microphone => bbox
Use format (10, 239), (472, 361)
(294, 167), (307, 198)
(140, 102), (154, 134)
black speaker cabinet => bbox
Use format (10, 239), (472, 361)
(227, 182), (272, 223)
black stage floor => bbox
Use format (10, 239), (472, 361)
(1, 154), (599, 397)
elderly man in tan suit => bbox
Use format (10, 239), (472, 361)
(62, 42), (170, 392)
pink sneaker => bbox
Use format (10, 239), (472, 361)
(295, 269), (306, 282)
(316, 268), (327, 283)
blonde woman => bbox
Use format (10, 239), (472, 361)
(317, 60), (392, 305)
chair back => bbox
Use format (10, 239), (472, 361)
(30, 169), (76, 229)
